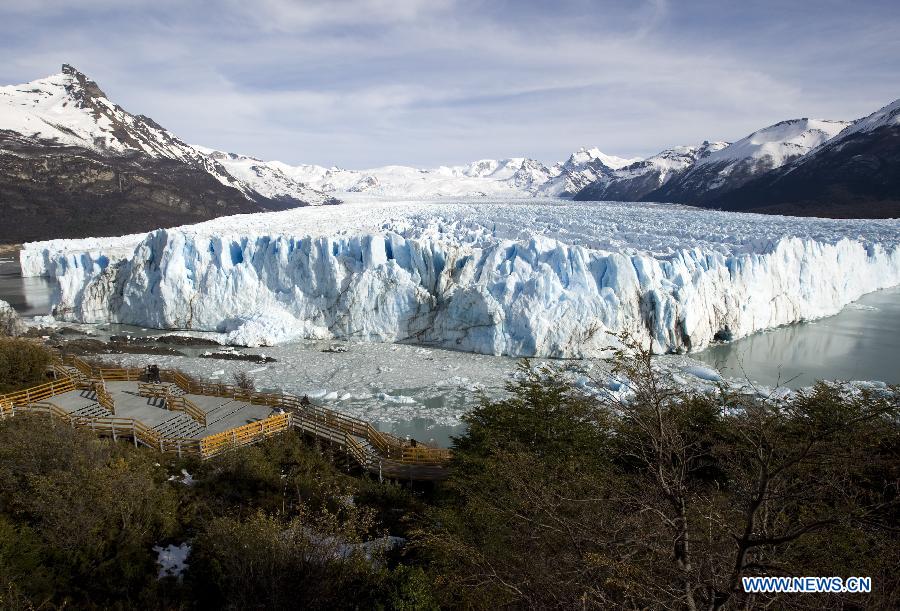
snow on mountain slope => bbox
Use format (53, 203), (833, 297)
(213, 156), (556, 198)
(575, 141), (728, 201)
(197, 147), (639, 200)
(648, 119), (850, 203)
(697, 119), (851, 169)
(24, 198), (900, 357)
(706, 98), (900, 217)
(0, 65), (635, 203)
(0, 66), (335, 206)
(566, 146), (640, 171)
(833, 98), (900, 139)
(0, 65), (250, 193)
(537, 147), (642, 197)
(781, 98), (900, 166)
(198, 150), (339, 206)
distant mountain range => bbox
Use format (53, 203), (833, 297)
(575, 112), (900, 219)
(695, 100), (900, 217)
(1, 65), (897, 243)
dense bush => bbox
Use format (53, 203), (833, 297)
(0, 415), (178, 608)
(415, 345), (900, 609)
(0, 338), (51, 393)
(0, 414), (433, 609)
(0, 339), (897, 609)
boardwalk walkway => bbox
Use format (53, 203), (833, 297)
(0, 356), (450, 481)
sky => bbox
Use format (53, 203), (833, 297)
(2, 0), (899, 167)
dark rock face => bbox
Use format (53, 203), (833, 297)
(575, 167), (664, 202)
(0, 133), (287, 242)
(706, 126), (900, 218)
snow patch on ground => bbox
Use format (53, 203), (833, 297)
(154, 543), (190, 580)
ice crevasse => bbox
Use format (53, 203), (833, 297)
(20, 200), (900, 357)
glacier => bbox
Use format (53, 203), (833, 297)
(20, 198), (900, 357)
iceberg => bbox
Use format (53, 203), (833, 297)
(20, 198), (900, 356)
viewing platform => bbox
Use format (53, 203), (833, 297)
(0, 356), (451, 480)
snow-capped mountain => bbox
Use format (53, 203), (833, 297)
(536, 147), (641, 197)
(708, 99), (900, 217)
(204, 152), (636, 200)
(225, 157), (550, 198)
(646, 118), (851, 204)
(1, 65), (250, 194)
(574, 141), (728, 202)
(0, 65), (331, 242)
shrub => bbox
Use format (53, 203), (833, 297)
(232, 370), (255, 390)
(0, 338), (51, 393)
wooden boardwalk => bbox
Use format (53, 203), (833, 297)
(1, 356), (451, 480)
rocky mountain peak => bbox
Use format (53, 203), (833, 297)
(60, 64), (110, 106)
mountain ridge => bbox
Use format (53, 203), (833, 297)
(0, 65), (336, 243)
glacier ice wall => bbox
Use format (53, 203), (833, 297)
(23, 200), (900, 357)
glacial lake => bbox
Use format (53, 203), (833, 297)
(0, 256), (54, 316)
(695, 285), (900, 389)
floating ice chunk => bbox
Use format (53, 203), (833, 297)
(683, 366), (722, 382)
(377, 392), (417, 404)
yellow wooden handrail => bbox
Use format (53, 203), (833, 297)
(199, 412), (290, 458)
(166, 394), (207, 427)
(12, 357), (452, 466)
(0, 378), (77, 407)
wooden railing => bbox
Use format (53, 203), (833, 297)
(162, 368), (450, 465)
(67, 355), (95, 379)
(199, 413), (290, 458)
(95, 382), (115, 415)
(137, 382), (169, 399)
(166, 395), (207, 427)
(0, 378), (76, 408)
(62, 355), (143, 382)
(290, 410), (374, 467)
(27, 357), (452, 467)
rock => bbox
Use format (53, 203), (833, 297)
(0, 300), (25, 336)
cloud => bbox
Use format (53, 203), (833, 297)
(226, 0), (455, 31)
(1, 0), (898, 167)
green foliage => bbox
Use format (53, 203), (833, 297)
(0, 415), (178, 607)
(0, 338), (51, 393)
(0, 342), (897, 610)
(383, 564), (439, 611)
(458, 360), (615, 469)
(417, 346), (900, 610)
(187, 432), (355, 519)
(353, 478), (422, 537)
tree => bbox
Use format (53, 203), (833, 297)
(0, 415), (179, 607)
(0, 338), (51, 393)
(232, 370), (255, 391)
(417, 337), (900, 609)
(416, 362), (639, 608)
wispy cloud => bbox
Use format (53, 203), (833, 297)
(2, 0), (898, 166)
